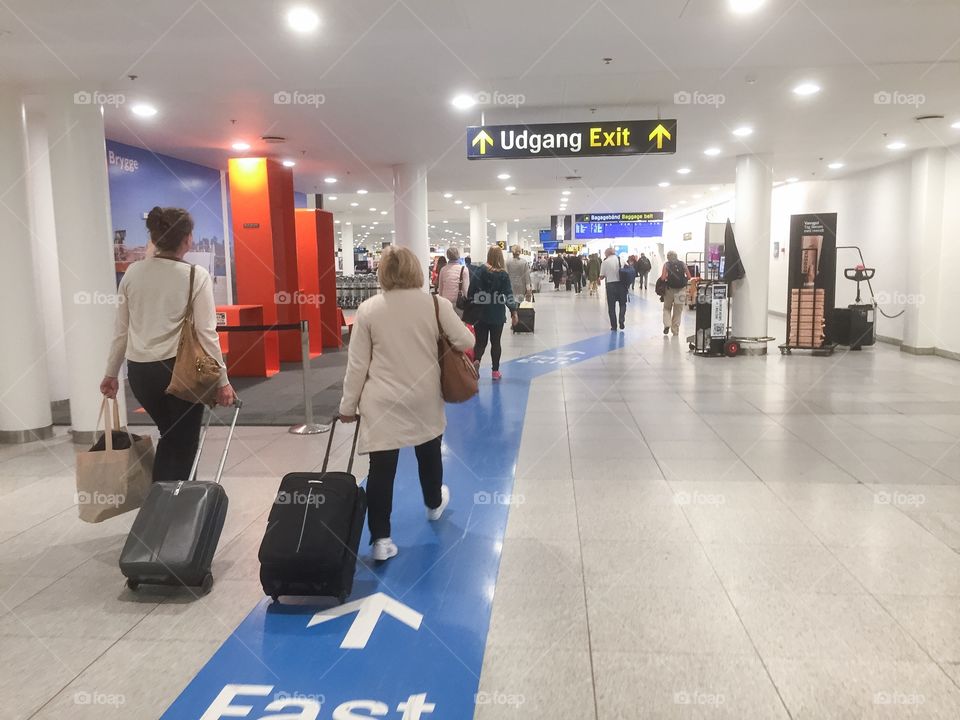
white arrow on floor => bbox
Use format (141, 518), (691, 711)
(307, 592), (423, 650)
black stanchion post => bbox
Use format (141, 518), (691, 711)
(289, 320), (330, 436)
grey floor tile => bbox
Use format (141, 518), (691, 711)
(487, 581), (588, 651)
(592, 651), (790, 720)
(877, 595), (960, 666)
(837, 544), (960, 595)
(581, 540), (717, 590)
(728, 590), (926, 661)
(702, 544), (865, 594)
(684, 506), (820, 545)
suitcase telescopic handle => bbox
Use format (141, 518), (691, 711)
(186, 398), (243, 484)
(322, 416), (361, 475)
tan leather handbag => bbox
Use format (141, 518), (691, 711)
(433, 295), (478, 403)
(166, 264), (222, 406)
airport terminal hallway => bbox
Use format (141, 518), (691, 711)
(3, 288), (960, 718)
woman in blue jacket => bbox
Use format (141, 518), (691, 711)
(471, 246), (518, 380)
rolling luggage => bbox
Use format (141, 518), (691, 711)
(258, 418), (367, 603)
(514, 300), (535, 333)
(119, 399), (242, 594)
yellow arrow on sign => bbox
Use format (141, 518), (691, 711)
(648, 124), (672, 150)
(472, 129), (494, 155)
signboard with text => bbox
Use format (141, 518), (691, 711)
(467, 120), (677, 159)
(574, 212), (664, 240)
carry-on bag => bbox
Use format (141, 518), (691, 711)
(119, 399), (242, 594)
(514, 301), (536, 333)
(258, 418), (367, 604)
(76, 398), (154, 523)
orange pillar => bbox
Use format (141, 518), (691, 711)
(227, 157), (298, 369)
(293, 209), (325, 357)
(299, 208), (342, 349)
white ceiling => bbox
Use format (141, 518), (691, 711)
(2, 0), (959, 233)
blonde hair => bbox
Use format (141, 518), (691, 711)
(486, 246), (506, 270)
(377, 246), (424, 290)
(511, 245), (522, 258)
(446, 246), (460, 262)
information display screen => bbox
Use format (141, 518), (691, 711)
(574, 212), (663, 240)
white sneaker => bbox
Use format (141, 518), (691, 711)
(426, 485), (450, 521)
(372, 538), (398, 561)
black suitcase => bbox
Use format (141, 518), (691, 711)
(119, 400), (241, 594)
(259, 418), (367, 603)
(514, 301), (535, 333)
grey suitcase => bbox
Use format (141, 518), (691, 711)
(119, 400), (241, 594)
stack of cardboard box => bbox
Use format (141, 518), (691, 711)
(789, 288), (825, 348)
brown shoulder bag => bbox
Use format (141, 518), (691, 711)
(433, 295), (478, 403)
(166, 264), (222, 407)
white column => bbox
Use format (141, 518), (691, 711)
(392, 164), (429, 287)
(496, 221), (508, 250)
(0, 90), (53, 442)
(45, 88), (118, 442)
(731, 154), (773, 352)
(470, 202), (488, 262)
(24, 106), (69, 402)
(340, 221), (355, 275)
(509, 229), (519, 248)
(903, 147), (946, 353)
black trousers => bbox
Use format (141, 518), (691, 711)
(570, 272), (583, 293)
(552, 271), (563, 290)
(127, 358), (205, 483)
(606, 281), (627, 329)
(473, 321), (505, 371)
(367, 435), (443, 541)
(639, 272), (649, 289)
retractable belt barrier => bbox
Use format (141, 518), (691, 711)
(216, 320), (330, 436)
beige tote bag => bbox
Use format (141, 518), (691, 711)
(166, 264), (222, 407)
(76, 398), (154, 523)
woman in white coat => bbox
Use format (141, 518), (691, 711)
(339, 246), (474, 561)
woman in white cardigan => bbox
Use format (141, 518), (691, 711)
(339, 246), (474, 561)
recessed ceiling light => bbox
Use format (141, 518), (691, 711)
(785, 177), (799, 183)
(323, 176), (337, 184)
(442, 220), (449, 224)
(463, 205), (471, 210)
(231, 141), (251, 151)
(454, 199), (463, 205)
(131, 103), (157, 117)
(504, 185), (516, 192)
(513, 218), (520, 222)
(380, 210), (388, 215)
(443, 192), (453, 198)
(451, 93), (477, 110)
(349, 202), (359, 207)
(287, 6), (320, 33)
(677, 168), (692, 175)
(828, 162), (845, 170)
(561, 190), (571, 196)
(792, 82), (821, 96)
(732, 126), (754, 137)
(952, 121), (960, 129)
(357, 189), (368, 195)
(703, 147), (721, 156)
(497, 173), (511, 180)
(886, 141), (906, 150)
(729, 0), (766, 13)
(658, 181), (671, 188)
(369, 207), (376, 212)
(282, 160), (296, 167)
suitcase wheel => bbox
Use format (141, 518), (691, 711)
(126, 579), (139, 592)
(200, 573), (214, 595)
(338, 592), (348, 604)
(271, 594), (279, 603)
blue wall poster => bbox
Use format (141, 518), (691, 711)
(106, 140), (232, 303)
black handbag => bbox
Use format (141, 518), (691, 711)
(455, 266), (468, 311)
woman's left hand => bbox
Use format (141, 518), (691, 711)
(510, 312), (518, 327)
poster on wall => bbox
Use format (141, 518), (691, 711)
(550, 214), (572, 244)
(106, 140), (231, 303)
(786, 213), (837, 347)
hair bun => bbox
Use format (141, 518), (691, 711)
(146, 206), (168, 234)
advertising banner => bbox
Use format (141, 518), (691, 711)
(787, 213), (838, 347)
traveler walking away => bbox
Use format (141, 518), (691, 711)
(567, 253), (585, 294)
(550, 253), (567, 290)
(585, 253), (602, 296)
(637, 253), (652, 290)
(102, 206), (236, 484)
(621, 258), (638, 294)
(627, 256), (638, 290)
(505, 245), (532, 303)
(661, 250), (692, 336)
(473, 246), (519, 380)
(600, 247), (628, 331)
(436, 247), (470, 318)
(338, 246), (474, 562)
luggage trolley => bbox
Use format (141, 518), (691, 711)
(690, 280), (740, 357)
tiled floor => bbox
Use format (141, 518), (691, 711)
(3, 287), (960, 718)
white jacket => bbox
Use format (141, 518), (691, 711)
(339, 289), (474, 454)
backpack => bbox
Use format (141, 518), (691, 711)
(638, 256), (651, 273)
(665, 260), (687, 289)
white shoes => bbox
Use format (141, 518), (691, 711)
(372, 538), (398, 561)
(427, 485), (450, 521)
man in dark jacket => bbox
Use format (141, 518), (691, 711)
(550, 254), (566, 291)
(636, 253), (652, 290)
(566, 254), (584, 293)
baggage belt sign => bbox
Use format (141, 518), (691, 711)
(467, 119), (677, 159)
